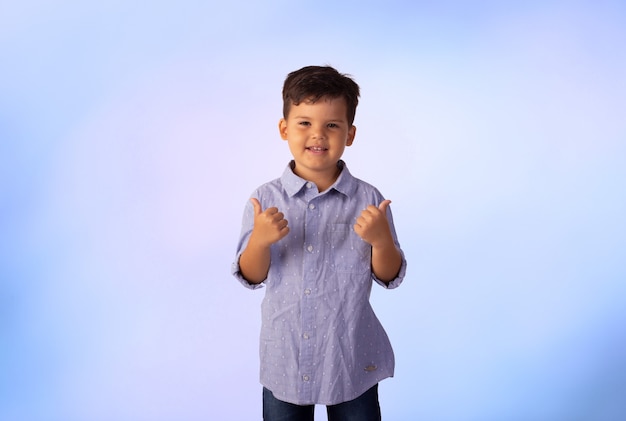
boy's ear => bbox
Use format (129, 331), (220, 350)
(278, 118), (288, 140)
(346, 125), (356, 146)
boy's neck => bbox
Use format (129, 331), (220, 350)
(291, 161), (342, 192)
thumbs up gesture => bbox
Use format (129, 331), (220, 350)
(249, 198), (290, 247)
(354, 200), (393, 247)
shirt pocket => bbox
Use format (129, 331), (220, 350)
(329, 224), (371, 274)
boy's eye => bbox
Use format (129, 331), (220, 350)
(298, 121), (311, 126)
(327, 123), (339, 128)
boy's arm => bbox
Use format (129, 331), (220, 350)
(239, 198), (289, 284)
(371, 238), (403, 283)
(353, 200), (402, 283)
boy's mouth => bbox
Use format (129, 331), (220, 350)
(306, 146), (328, 152)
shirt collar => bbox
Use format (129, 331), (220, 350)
(281, 160), (357, 198)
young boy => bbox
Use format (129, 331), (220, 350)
(231, 65), (407, 421)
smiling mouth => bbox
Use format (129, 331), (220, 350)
(306, 146), (328, 152)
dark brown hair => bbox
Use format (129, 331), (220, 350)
(282, 66), (360, 125)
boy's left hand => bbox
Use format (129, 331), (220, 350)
(354, 200), (393, 247)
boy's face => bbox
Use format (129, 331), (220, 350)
(279, 96), (356, 184)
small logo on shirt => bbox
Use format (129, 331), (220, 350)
(364, 365), (377, 372)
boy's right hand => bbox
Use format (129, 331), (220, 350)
(250, 198), (290, 247)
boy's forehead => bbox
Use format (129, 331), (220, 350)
(288, 99), (349, 121)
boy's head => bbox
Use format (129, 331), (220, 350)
(282, 66), (360, 126)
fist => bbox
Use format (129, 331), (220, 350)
(353, 200), (392, 247)
(250, 198), (290, 246)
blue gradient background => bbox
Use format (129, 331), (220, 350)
(1, 1), (625, 420)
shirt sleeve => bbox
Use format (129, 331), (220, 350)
(231, 196), (265, 290)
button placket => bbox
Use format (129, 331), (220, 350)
(299, 194), (319, 401)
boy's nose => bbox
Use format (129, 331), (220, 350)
(311, 126), (327, 139)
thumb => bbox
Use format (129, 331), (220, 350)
(378, 199), (392, 213)
(250, 198), (262, 215)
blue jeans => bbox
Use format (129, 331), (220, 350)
(263, 384), (381, 421)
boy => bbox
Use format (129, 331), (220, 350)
(231, 65), (406, 421)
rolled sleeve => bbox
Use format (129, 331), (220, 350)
(231, 251), (265, 290)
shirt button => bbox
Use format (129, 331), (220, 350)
(308, 203), (315, 210)
(303, 333), (309, 339)
(306, 182), (313, 189)
(307, 245), (314, 252)
(302, 375), (310, 382)
(304, 288), (311, 295)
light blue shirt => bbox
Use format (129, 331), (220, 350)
(232, 161), (407, 405)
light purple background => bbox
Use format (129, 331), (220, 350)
(2, 1), (625, 420)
